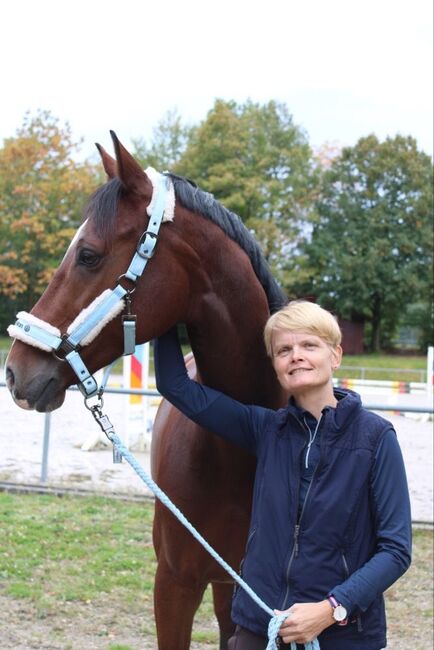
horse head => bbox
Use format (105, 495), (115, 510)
(6, 132), (191, 412)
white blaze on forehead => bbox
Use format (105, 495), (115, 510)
(63, 219), (88, 259)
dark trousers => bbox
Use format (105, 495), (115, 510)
(228, 625), (304, 649)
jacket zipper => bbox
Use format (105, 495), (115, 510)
(280, 416), (324, 610)
(303, 414), (322, 469)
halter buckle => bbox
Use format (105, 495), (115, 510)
(136, 230), (158, 259)
(52, 335), (78, 361)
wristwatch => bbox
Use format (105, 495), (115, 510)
(327, 594), (348, 625)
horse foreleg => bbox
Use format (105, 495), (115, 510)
(212, 582), (236, 650)
(154, 558), (206, 650)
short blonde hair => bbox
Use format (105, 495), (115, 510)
(264, 300), (342, 357)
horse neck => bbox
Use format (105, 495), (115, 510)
(180, 217), (284, 409)
(188, 317), (282, 408)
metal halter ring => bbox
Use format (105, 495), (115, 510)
(84, 391), (104, 412)
(116, 274), (137, 293)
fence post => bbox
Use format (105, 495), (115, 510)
(40, 412), (52, 483)
(427, 346), (433, 398)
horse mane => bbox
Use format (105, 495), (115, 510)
(167, 174), (287, 314)
(85, 175), (287, 315)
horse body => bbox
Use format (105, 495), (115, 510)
(6, 133), (286, 649)
(151, 210), (284, 648)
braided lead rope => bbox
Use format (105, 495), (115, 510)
(107, 431), (320, 650)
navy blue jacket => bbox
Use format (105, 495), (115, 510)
(155, 328), (412, 650)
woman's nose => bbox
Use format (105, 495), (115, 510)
(291, 346), (303, 361)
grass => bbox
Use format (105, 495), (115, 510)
(0, 491), (432, 649)
(336, 353), (427, 382)
(0, 492), (216, 649)
(0, 493), (155, 602)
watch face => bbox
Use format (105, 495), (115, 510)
(334, 604), (348, 621)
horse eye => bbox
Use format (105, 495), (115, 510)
(77, 248), (102, 268)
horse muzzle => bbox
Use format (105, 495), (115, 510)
(6, 343), (68, 413)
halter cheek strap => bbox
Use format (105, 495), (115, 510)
(7, 172), (171, 398)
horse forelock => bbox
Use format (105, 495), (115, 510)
(83, 177), (124, 246)
(168, 174), (287, 314)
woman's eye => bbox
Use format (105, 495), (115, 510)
(77, 249), (102, 267)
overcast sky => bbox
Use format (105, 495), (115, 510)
(1, 0), (432, 162)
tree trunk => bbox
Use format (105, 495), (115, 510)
(370, 297), (382, 352)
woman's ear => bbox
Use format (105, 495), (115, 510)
(332, 345), (343, 370)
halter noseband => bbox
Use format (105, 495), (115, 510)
(7, 172), (171, 399)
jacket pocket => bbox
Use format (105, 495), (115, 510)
(341, 550), (363, 631)
(341, 549), (350, 578)
(234, 526), (257, 597)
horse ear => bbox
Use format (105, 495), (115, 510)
(95, 143), (118, 179)
(110, 130), (152, 197)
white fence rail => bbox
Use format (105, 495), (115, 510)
(1, 380), (433, 486)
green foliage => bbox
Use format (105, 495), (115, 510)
(176, 99), (319, 277)
(2, 108), (432, 353)
(397, 302), (434, 350)
(293, 134), (433, 351)
(132, 108), (193, 171)
(0, 110), (98, 330)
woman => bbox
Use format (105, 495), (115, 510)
(154, 301), (411, 649)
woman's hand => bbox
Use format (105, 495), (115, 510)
(274, 600), (335, 644)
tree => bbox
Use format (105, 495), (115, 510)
(132, 108), (193, 171)
(295, 134), (433, 351)
(0, 110), (97, 331)
(176, 99), (319, 281)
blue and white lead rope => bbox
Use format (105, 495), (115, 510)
(107, 431), (320, 650)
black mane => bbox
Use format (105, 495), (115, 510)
(85, 174), (287, 314)
(167, 174), (287, 314)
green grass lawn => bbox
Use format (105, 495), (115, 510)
(0, 491), (432, 649)
(336, 353), (427, 382)
(0, 492), (215, 649)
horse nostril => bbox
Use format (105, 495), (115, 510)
(5, 366), (15, 389)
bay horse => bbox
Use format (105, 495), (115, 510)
(6, 132), (287, 649)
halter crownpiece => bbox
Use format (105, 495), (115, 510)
(145, 167), (175, 221)
(7, 171), (173, 398)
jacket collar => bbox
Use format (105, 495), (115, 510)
(276, 387), (362, 433)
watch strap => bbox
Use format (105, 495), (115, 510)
(327, 594), (348, 626)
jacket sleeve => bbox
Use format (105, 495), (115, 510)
(154, 326), (271, 453)
(331, 428), (412, 613)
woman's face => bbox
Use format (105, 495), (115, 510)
(271, 329), (342, 396)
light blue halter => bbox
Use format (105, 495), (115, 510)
(9, 173), (170, 398)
